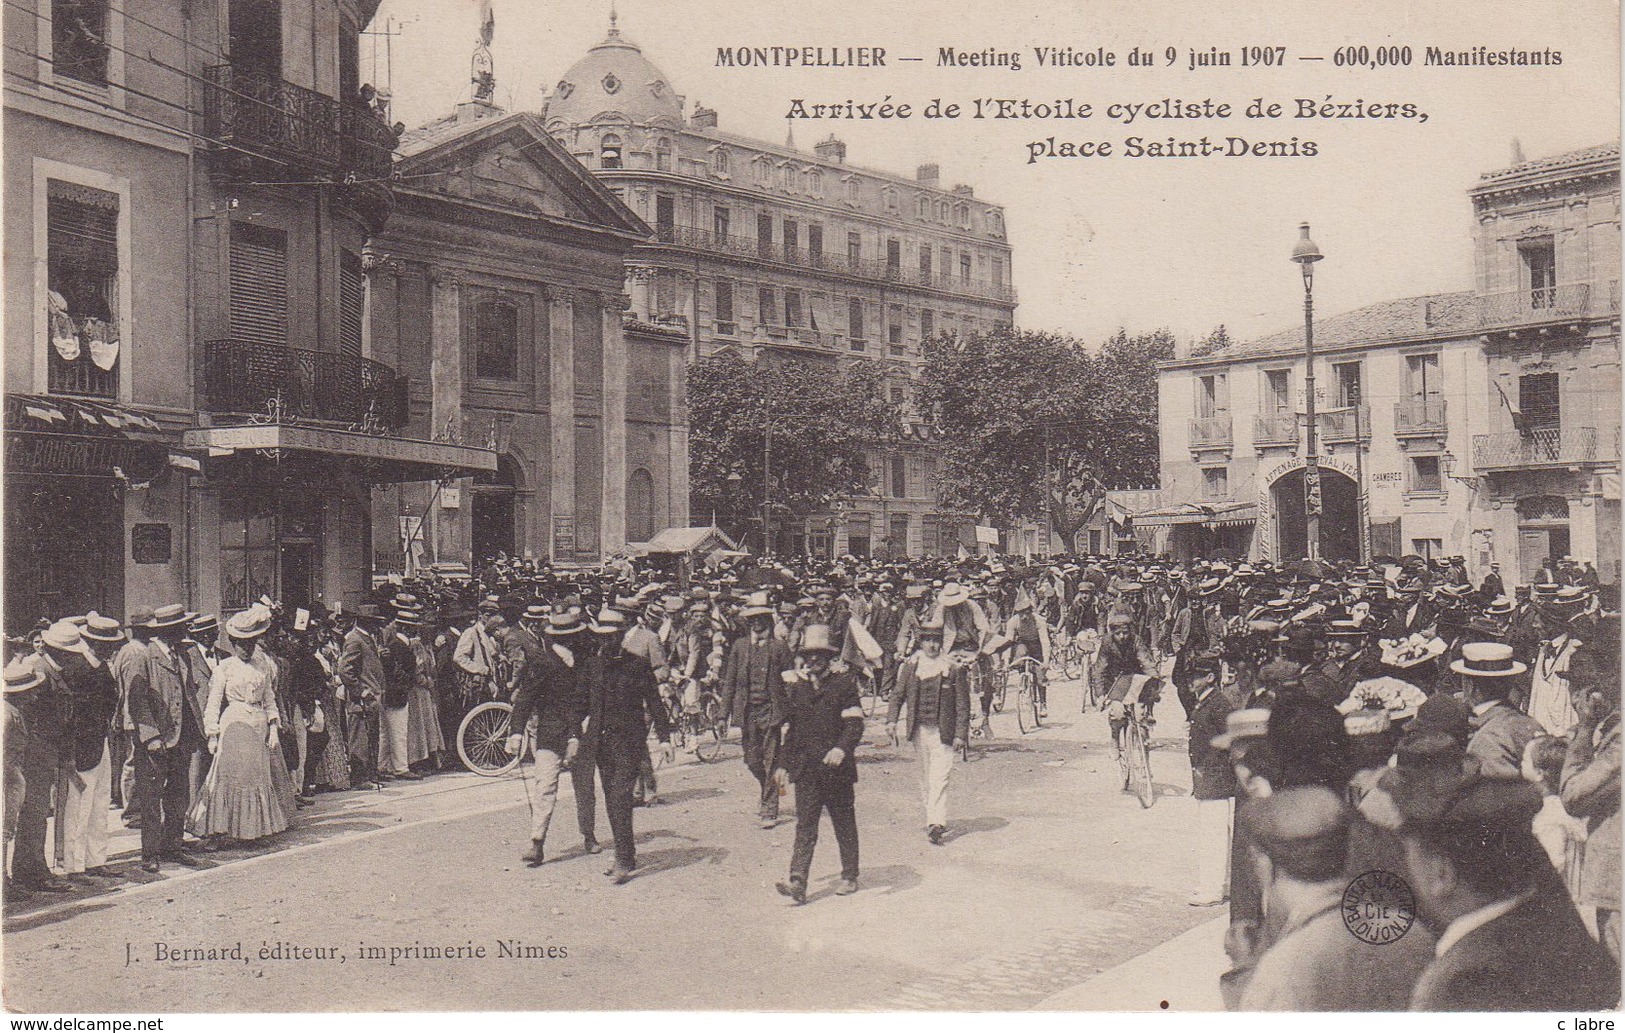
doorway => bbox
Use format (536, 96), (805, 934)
(470, 455), (521, 566)
(1516, 495), (1570, 583)
(1271, 466), (1359, 562)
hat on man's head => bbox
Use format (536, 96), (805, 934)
(937, 583), (971, 607)
(1485, 596), (1516, 617)
(796, 624), (840, 656)
(41, 621), (89, 655)
(4, 658), (45, 694)
(188, 614), (220, 638)
(590, 608), (627, 634)
(1449, 641), (1528, 678)
(545, 612), (585, 636)
(1241, 786), (1350, 882)
(144, 603), (194, 630)
(1212, 707), (1272, 751)
(81, 613), (125, 643)
(1385, 770), (1542, 837)
(917, 618), (946, 640)
(477, 597), (502, 615)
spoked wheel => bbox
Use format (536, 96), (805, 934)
(664, 697), (686, 751)
(1016, 673), (1036, 735)
(695, 697), (727, 762)
(457, 701), (519, 776)
(1127, 721), (1155, 808)
(1114, 726), (1132, 791)
(991, 670), (1007, 713)
(860, 674), (880, 716)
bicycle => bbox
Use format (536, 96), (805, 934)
(456, 699), (519, 776)
(1011, 655), (1044, 735)
(672, 679), (727, 762)
(1109, 675), (1157, 808)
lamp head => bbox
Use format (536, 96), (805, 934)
(1291, 222), (1323, 288)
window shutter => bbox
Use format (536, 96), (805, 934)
(339, 250), (364, 357)
(230, 225), (289, 349)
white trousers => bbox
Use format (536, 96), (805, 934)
(55, 745), (111, 874)
(523, 747), (563, 844)
(913, 724), (955, 829)
(379, 705), (410, 774)
(1195, 796), (1233, 900)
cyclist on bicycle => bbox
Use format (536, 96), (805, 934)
(1091, 610), (1155, 722)
(1005, 591), (1049, 717)
(1107, 672), (1161, 792)
(936, 582), (993, 734)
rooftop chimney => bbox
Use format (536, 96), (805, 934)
(813, 134), (847, 164)
(952, 183), (973, 197)
(691, 104), (718, 129)
(455, 97), (503, 124)
(916, 163), (940, 187)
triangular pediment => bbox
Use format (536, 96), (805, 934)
(397, 111), (649, 239)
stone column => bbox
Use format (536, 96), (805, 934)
(667, 342), (691, 529)
(429, 269), (463, 565)
(548, 289), (576, 560)
(602, 301), (629, 553)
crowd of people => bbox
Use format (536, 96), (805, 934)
(2, 545), (1619, 1010)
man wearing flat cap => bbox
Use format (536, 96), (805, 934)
(773, 625), (864, 904)
(1236, 786), (1433, 1010)
(1395, 773), (1618, 1010)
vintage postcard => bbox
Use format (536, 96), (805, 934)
(2, 0), (1620, 1018)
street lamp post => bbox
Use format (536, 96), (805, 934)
(1291, 222), (1325, 560)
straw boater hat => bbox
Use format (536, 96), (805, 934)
(917, 618), (946, 640)
(143, 603), (194, 630)
(225, 606), (273, 640)
(1211, 708), (1271, 751)
(1484, 596), (1516, 617)
(81, 613), (126, 644)
(738, 592), (775, 620)
(545, 611), (586, 636)
(1449, 641), (1528, 678)
(41, 621), (91, 655)
(188, 614), (220, 638)
(4, 658), (45, 694)
(590, 608), (627, 634)
(937, 583), (972, 607)
(521, 604), (550, 622)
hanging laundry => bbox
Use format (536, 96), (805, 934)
(85, 317), (119, 371)
(50, 307), (79, 362)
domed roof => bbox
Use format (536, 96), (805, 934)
(544, 14), (684, 128)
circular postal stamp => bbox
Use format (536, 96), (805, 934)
(1341, 869), (1416, 945)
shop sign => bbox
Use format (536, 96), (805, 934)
(553, 517), (576, 555)
(131, 523), (172, 564)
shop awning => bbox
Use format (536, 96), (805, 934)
(5, 392), (184, 479)
(633, 525), (739, 556)
(1131, 501), (1257, 528)
(183, 423), (498, 481)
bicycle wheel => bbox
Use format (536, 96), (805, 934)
(1114, 723), (1131, 790)
(457, 701), (519, 777)
(696, 696), (726, 762)
(991, 668), (1007, 713)
(860, 672), (879, 716)
(1017, 672), (1036, 734)
(1128, 722), (1155, 808)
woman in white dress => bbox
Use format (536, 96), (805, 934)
(187, 606), (297, 842)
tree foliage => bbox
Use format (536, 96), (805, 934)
(916, 326), (1172, 547)
(688, 353), (904, 542)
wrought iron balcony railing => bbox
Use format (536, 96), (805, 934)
(650, 225), (1017, 303)
(203, 65), (395, 180)
(1394, 398), (1447, 437)
(1478, 283), (1593, 329)
(200, 339), (407, 430)
(1252, 412), (1298, 447)
(1189, 415), (1232, 449)
(1473, 427), (1605, 470)
(1319, 405), (1371, 444)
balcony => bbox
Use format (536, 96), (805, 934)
(1478, 283), (1593, 330)
(199, 339), (407, 430)
(1188, 416), (1232, 450)
(1319, 405), (1371, 444)
(650, 225), (1017, 303)
(202, 65), (394, 181)
(1473, 427), (1609, 471)
(1252, 412), (1298, 447)
(1394, 398), (1448, 438)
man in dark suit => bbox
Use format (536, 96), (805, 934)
(581, 609), (673, 883)
(1395, 773), (1618, 1010)
(773, 625), (865, 905)
(125, 604), (205, 874)
(721, 598), (792, 828)
(1455, 643), (1542, 779)
(11, 623), (85, 892)
(1184, 653), (1241, 906)
(338, 606), (386, 787)
(504, 609), (588, 867)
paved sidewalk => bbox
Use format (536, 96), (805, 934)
(1035, 913), (1229, 1012)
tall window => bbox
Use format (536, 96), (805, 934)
(846, 178), (859, 203)
(54, 0), (111, 85)
(1522, 240), (1557, 308)
(991, 256), (1005, 285)
(888, 305), (903, 349)
(916, 195), (930, 219)
(1333, 361), (1363, 406)
(807, 169), (823, 196)
(757, 287), (774, 326)
(1406, 353), (1440, 400)
(473, 298), (519, 380)
(886, 238), (901, 278)
(654, 138), (672, 171)
(807, 224), (823, 263)
(712, 147), (729, 176)
(920, 309), (935, 342)
(339, 19), (360, 101)
(782, 218), (798, 254)
(1264, 368), (1291, 412)
(919, 245), (933, 280)
(784, 289), (803, 328)
(1520, 372), (1561, 431)
(960, 252), (972, 282)
(847, 231), (861, 266)
(848, 298), (864, 339)
(654, 194), (674, 241)
(1195, 373), (1227, 419)
(47, 180), (121, 398)
(219, 493), (278, 613)
(757, 213), (773, 255)
(890, 455), (906, 499)
(338, 249), (364, 357)
(713, 205), (730, 241)
(714, 280), (734, 331)
(229, 0), (282, 80)
(882, 186), (898, 211)
(627, 468), (657, 543)
(229, 222), (288, 349)
(600, 133), (622, 169)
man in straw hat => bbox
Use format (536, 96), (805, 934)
(378, 605), (424, 782)
(504, 608), (588, 867)
(55, 614), (123, 882)
(125, 603), (206, 873)
(338, 604), (387, 788)
(885, 618), (968, 846)
(3, 659), (45, 897)
(773, 624), (864, 904)
(720, 592), (793, 828)
(1451, 643), (1540, 779)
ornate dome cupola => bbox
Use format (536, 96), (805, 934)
(543, 8), (686, 130)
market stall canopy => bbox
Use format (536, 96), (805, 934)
(634, 526), (739, 557)
(1130, 501), (1258, 529)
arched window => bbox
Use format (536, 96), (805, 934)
(754, 156), (772, 185)
(845, 178), (859, 203)
(600, 133), (623, 169)
(654, 137), (672, 171)
(712, 147), (730, 175)
(955, 202), (970, 228)
(882, 186), (898, 211)
(916, 195), (930, 219)
(807, 169), (823, 196)
(627, 468), (657, 542)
